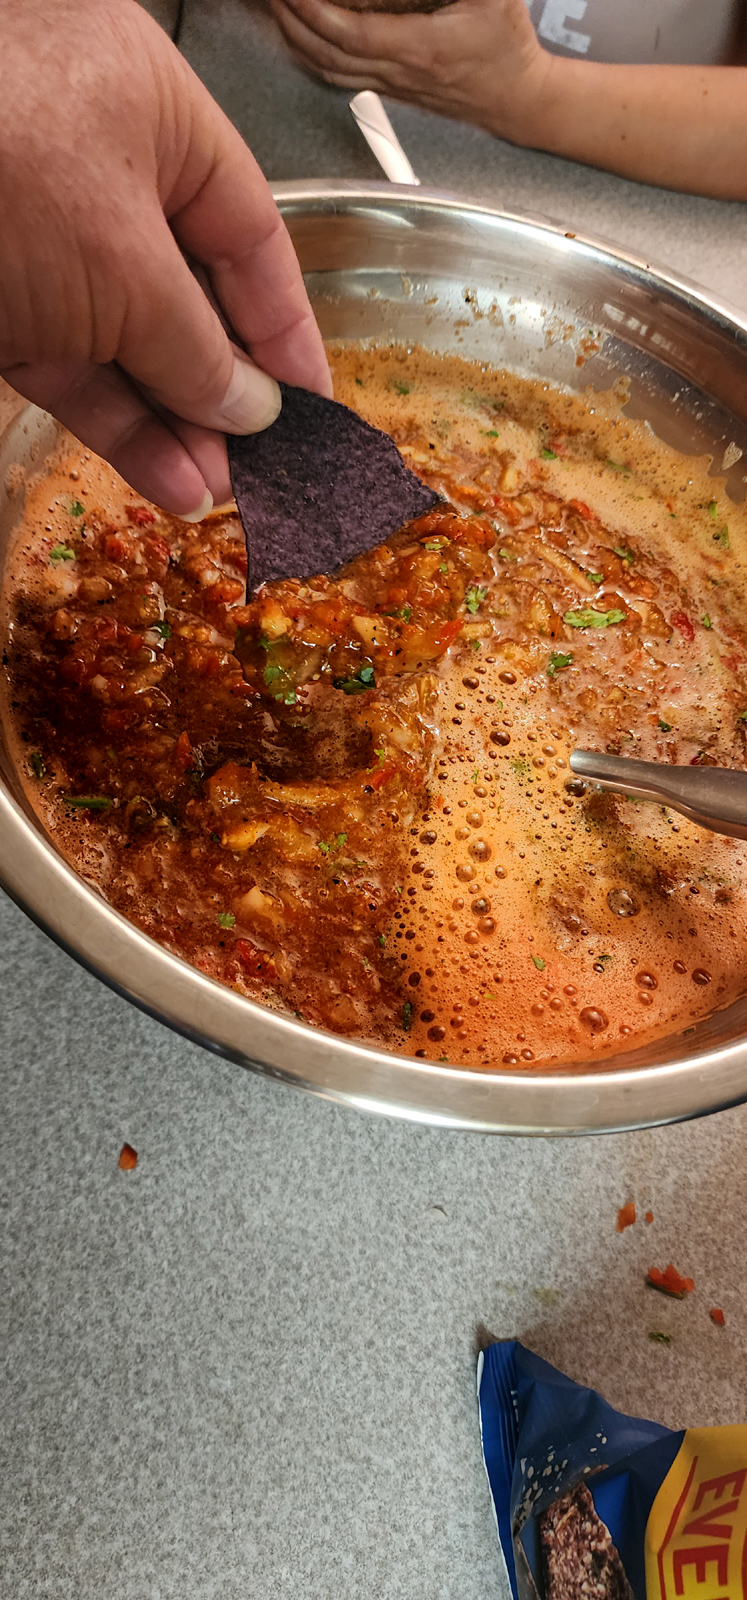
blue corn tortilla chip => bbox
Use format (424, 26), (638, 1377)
(228, 383), (441, 592)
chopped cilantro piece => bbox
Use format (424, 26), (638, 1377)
(606, 459), (630, 474)
(318, 832), (348, 856)
(209, 831), (221, 843)
(392, 379), (410, 396)
(333, 664), (376, 695)
(465, 585), (488, 614)
(498, 547), (518, 562)
(658, 719), (672, 732)
(648, 1331), (672, 1346)
(439, 561), (449, 574)
(564, 607), (626, 628)
(714, 525), (730, 549)
(151, 620), (172, 640)
(402, 1000), (414, 1031)
(30, 752), (45, 779)
(547, 651), (573, 678)
(614, 546), (635, 564)
(484, 429), (500, 438)
(701, 614), (712, 629)
(67, 499), (85, 517)
(49, 544), (75, 562)
(532, 955), (546, 971)
(423, 538), (447, 551)
(354, 377), (364, 386)
(587, 572), (603, 586)
(378, 933), (386, 947)
(707, 499), (718, 519)
(540, 448), (557, 460)
(472, 769), (480, 783)
(470, 640), (482, 653)
(738, 709), (747, 722)
(64, 795), (111, 810)
(263, 663), (282, 685)
(216, 911), (235, 930)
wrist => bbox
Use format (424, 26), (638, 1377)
(487, 47), (570, 151)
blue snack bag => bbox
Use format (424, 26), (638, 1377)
(478, 1342), (747, 1600)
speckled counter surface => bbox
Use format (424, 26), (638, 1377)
(3, 5), (747, 1596)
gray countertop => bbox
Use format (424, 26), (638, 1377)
(3, 5), (747, 1595)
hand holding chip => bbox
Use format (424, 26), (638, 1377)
(0, 0), (331, 518)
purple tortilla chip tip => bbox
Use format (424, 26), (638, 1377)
(227, 382), (441, 592)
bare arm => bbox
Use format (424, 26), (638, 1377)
(272, 0), (747, 201)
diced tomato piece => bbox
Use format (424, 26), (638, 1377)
(433, 618), (464, 650)
(143, 535), (171, 575)
(671, 611), (695, 642)
(710, 1307), (726, 1326)
(104, 533), (128, 563)
(645, 1210), (654, 1223)
(125, 632), (144, 654)
(646, 1262), (694, 1298)
(722, 654), (744, 674)
(173, 730), (192, 772)
(125, 505), (156, 527)
(616, 1202), (636, 1232)
(568, 499), (599, 524)
(234, 938), (275, 977)
(369, 762), (397, 791)
(205, 579), (245, 606)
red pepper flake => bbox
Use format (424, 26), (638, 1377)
(647, 1262), (694, 1298)
(645, 1210), (654, 1224)
(671, 611), (695, 642)
(616, 1201), (636, 1232)
(710, 1307), (726, 1327)
(118, 1142), (138, 1171)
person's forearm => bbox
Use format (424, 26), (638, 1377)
(512, 58), (747, 201)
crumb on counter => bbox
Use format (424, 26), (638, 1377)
(118, 1142), (138, 1171)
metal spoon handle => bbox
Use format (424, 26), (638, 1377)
(349, 92), (420, 186)
(570, 749), (747, 841)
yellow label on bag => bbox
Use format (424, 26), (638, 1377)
(646, 1428), (747, 1600)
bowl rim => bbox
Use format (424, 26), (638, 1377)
(4, 179), (747, 1136)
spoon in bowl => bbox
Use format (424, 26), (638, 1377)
(570, 748), (747, 841)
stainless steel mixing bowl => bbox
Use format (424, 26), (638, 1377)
(3, 181), (747, 1135)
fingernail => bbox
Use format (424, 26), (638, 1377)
(177, 488), (214, 524)
(220, 356), (282, 434)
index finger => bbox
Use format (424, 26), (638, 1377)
(167, 64), (332, 397)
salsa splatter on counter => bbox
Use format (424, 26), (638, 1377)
(5, 344), (747, 1069)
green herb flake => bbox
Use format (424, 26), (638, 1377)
(738, 709), (747, 722)
(333, 664), (376, 696)
(472, 769), (480, 784)
(216, 911), (235, 930)
(614, 546), (635, 565)
(209, 832), (221, 843)
(701, 614), (712, 630)
(318, 832), (347, 857)
(378, 933), (386, 947)
(658, 719), (672, 733)
(547, 651), (573, 678)
(470, 639), (482, 653)
(151, 620), (172, 640)
(64, 795), (111, 811)
(465, 585), (488, 615)
(392, 379), (410, 396)
(67, 499), (85, 518)
(402, 1000), (414, 1031)
(29, 751), (45, 779)
(606, 459), (630, 475)
(439, 561), (449, 575)
(587, 572), (604, 586)
(540, 448), (558, 461)
(354, 377), (364, 387)
(708, 499), (718, 520)
(484, 429), (500, 438)
(498, 547), (518, 562)
(564, 607), (626, 629)
(648, 1331), (672, 1346)
(49, 544), (75, 563)
(715, 525), (731, 549)
(532, 955), (546, 971)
